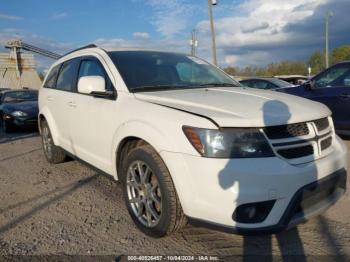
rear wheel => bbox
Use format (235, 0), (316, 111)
(121, 144), (186, 237)
(41, 120), (66, 164)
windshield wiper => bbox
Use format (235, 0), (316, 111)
(197, 83), (238, 87)
(132, 85), (190, 92)
(132, 83), (238, 92)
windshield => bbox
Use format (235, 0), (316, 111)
(3, 91), (38, 103)
(269, 78), (293, 87)
(108, 51), (241, 92)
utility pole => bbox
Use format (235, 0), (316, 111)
(208, 0), (217, 65)
(325, 11), (333, 68)
(190, 29), (198, 56)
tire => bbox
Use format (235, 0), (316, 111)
(121, 144), (187, 237)
(41, 119), (66, 164)
(2, 119), (13, 133)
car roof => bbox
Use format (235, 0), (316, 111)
(274, 75), (308, 79)
(241, 77), (275, 81)
(62, 45), (192, 59)
(334, 60), (350, 65)
(103, 47), (184, 53)
(53, 45), (204, 71)
(1, 89), (38, 94)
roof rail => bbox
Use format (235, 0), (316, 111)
(63, 44), (98, 57)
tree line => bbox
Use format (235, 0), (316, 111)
(224, 45), (350, 77)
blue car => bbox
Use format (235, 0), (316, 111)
(277, 61), (350, 135)
(0, 89), (38, 132)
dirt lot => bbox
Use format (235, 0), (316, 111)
(0, 129), (350, 261)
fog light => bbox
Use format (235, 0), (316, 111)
(232, 200), (275, 223)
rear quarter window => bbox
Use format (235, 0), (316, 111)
(56, 58), (80, 92)
(43, 64), (61, 88)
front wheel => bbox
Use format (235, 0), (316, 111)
(2, 119), (13, 133)
(41, 120), (66, 164)
(121, 144), (186, 237)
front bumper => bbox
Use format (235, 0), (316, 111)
(160, 135), (347, 234)
(189, 168), (346, 235)
(3, 114), (38, 128)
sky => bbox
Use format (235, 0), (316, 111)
(0, 0), (349, 71)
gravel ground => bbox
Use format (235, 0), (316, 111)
(0, 129), (350, 261)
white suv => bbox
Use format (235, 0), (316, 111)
(39, 45), (347, 237)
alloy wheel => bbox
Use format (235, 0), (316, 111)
(42, 125), (53, 159)
(126, 160), (162, 227)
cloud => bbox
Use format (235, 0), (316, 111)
(133, 32), (150, 40)
(195, 0), (349, 67)
(51, 12), (68, 20)
(2, 0), (348, 73)
(142, 0), (199, 38)
(241, 21), (269, 33)
(0, 13), (23, 21)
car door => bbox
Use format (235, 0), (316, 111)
(68, 55), (118, 174)
(305, 63), (350, 131)
(42, 58), (81, 151)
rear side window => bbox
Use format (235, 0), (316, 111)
(56, 58), (80, 92)
(44, 64), (61, 88)
(78, 58), (114, 91)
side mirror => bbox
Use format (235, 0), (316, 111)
(303, 80), (316, 90)
(78, 76), (106, 94)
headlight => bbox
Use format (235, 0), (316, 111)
(183, 126), (274, 158)
(11, 111), (28, 117)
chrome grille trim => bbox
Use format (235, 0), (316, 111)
(263, 117), (334, 164)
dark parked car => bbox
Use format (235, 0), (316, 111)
(0, 89), (38, 132)
(240, 77), (294, 90)
(274, 75), (309, 85)
(278, 61), (350, 135)
(0, 88), (10, 96)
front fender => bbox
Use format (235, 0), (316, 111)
(111, 120), (176, 179)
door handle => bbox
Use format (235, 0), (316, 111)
(68, 101), (77, 107)
(340, 94), (350, 100)
(47, 96), (53, 101)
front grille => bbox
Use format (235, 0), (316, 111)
(264, 122), (309, 139)
(314, 118), (329, 132)
(321, 137), (332, 151)
(264, 118), (333, 161)
(277, 145), (314, 159)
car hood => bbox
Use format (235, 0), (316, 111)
(134, 87), (331, 127)
(3, 101), (38, 116)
